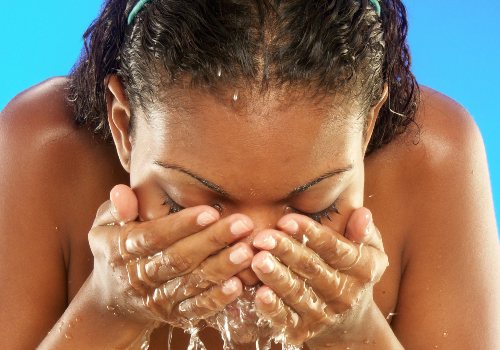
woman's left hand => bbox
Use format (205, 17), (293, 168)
(251, 207), (389, 347)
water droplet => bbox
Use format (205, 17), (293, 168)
(58, 321), (64, 333)
(443, 331), (448, 338)
(386, 312), (397, 320)
(106, 305), (116, 311)
(75, 317), (81, 323)
(55, 226), (59, 230)
(217, 67), (222, 77)
(119, 221), (125, 227)
(433, 346), (439, 349)
(232, 91), (238, 101)
(110, 262), (116, 272)
(64, 333), (73, 340)
(302, 234), (309, 246)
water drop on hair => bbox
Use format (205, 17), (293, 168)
(217, 67), (222, 77)
(232, 91), (239, 101)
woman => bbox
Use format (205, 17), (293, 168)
(0, 0), (498, 349)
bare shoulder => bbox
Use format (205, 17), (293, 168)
(380, 86), (500, 348)
(1, 77), (126, 224)
(370, 85), (483, 168)
(386, 85), (494, 230)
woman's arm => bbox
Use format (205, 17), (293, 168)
(391, 89), (500, 349)
(0, 80), (75, 348)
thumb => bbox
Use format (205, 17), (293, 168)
(109, 184), (139, 224)
(345, 207), (385, 252)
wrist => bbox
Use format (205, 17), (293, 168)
(39, 274), (160, 349)
(306, 299), (404, 350)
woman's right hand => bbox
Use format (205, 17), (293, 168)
(88, 184), (255, 330)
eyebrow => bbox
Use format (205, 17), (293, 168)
(153, 160), (353, 200)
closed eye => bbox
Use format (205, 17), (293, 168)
(162, 195), (340, 224)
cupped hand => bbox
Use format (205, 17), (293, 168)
(88, 184), (255, 329)
(250, 207), (389, 346)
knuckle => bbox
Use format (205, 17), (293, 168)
(162, 252), (193, 275)
(198, 259), (224, 284)
(195, 294), (225, 312)
(140, 230), (160, 252)
(94, 200), (111, 220)
(281, 277), (306, 303)
(314, 234), (336, 256)
(304, 220), (321, 238)
(301, 256), (323, 279)
(207, 232), (230, 248)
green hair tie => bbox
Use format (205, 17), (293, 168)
(369, 0), (382, 16)
(127, 0), (152, 25)
(127, 0), (381, 26)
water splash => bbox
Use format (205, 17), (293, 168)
(168, 326), (174, 350)
(186, 324), (207, 350)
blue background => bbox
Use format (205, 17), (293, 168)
(1, 1), (498, 232)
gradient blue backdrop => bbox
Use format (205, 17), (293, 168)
(1, 1), (498, 231)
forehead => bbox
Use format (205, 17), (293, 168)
(135, 88), (364, 201)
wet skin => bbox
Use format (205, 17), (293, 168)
(0, 77), (498, 349)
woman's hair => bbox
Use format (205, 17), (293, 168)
(67, 0), (420, 155)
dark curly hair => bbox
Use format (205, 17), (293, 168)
(67, 0), (420, 155)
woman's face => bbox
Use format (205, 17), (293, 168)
(107, 77), (381, 285)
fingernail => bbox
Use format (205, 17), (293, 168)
(197, 211), (217, 226)
(253, 234), (276, 250)
(229, 246), (250, 264)
(280, 219), (298, 234)
(256, 255), (275, 274)
(260, 289), (276, 304)
(222, 279), (238, 295)
(230, 219), (252, 236)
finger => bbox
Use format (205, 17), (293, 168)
(253, 229), (360, 297)
(275, 217), (387, 283)
(251, 251), (329, 323)
(143, 273), (213, 320)
(123, 205), (221, 256)
(197, 242), (254, 283)
(254, 286), (306, 345)
(142, 214), (254, 283)
(92, 184), (138, 228)
(174, 277), (243, 323)
(131, 241), (254, 294)
(345, 207), (385, 252)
